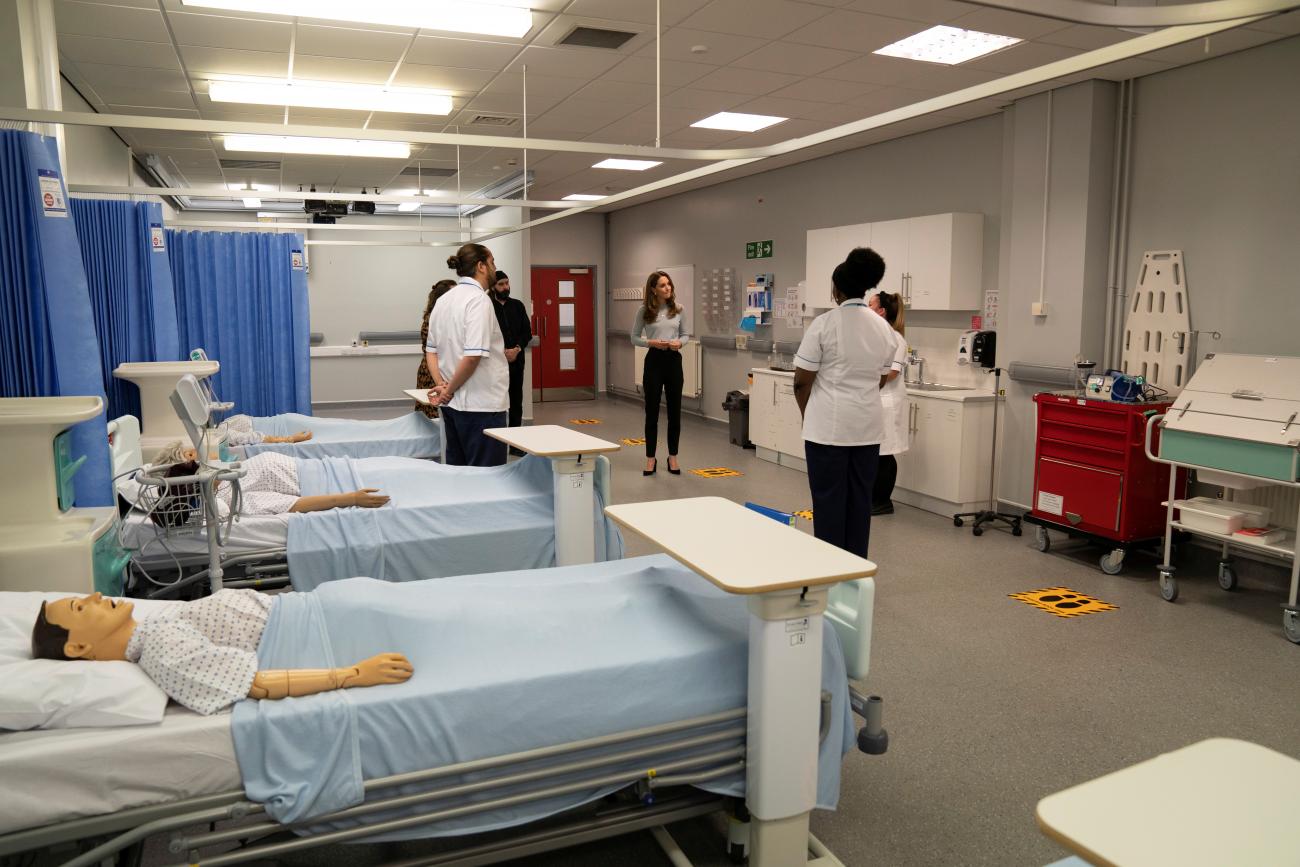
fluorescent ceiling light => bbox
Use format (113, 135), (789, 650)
(397, 202), (422, 212)
(242, 197), (262, 207)
(227, 183), (273, 192)
(209, 77), (452, 115)
(180, 0), (533, 39)
(691, 112), (786, 133)
(563, 194), (605, 202)
(593, 158), (662, 171)
(257, 212), (293, 218)
(224, 135), (410, 159)
(874, 25), (1021, 65)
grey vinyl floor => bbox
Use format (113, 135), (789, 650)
(141, 396), (1300, 867)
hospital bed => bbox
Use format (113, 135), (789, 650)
(0, 514), (888, 867)
(232, 411), (445, 463)
(109, 413), (621, 596)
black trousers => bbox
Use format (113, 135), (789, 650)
(441, 406), (508, 467)
(507, 358), (525, 428)
(642, 348), (683, 458)
(804, 441), (880, 558)
(873, 454), (898, 508)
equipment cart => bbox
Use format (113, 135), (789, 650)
(1025, 392), (1185, 574)
(1143, 353), (1300, 643)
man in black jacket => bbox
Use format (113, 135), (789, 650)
(489, 271), (533, 448)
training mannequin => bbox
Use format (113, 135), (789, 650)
(221, 414), (312, 446)
(31, 591), (413, 715)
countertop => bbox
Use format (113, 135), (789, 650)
(750, 367), (996, 403)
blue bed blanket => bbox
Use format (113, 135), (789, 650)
(285, 454), (623, 590)
(231, 555), (854, 838)
(242, 412), (442, 460)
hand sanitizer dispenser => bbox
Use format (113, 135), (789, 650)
(957, 330), (978, 366)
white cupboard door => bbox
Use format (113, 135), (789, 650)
(750, 374), (779, 451)
(927, 400), (965, 502)
(806, 224), (869, 311)
(905, 214), (954, 310)
(869, 218), (909, 299)
(775, 381), (803, 456)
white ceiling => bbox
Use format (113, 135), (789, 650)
(55, 0), (1300, 209)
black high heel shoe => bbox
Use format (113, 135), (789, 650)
(643, 458), (657, 476)
(667, 457), (681, 475)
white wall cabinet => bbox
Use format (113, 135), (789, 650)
(895, 394), (995, 513)
(750, 370), (806, 470)
(805, 212), (984, 311)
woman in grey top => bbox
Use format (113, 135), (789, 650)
(631, 270), (688, 475)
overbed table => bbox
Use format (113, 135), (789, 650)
(605, 496), (877, 867)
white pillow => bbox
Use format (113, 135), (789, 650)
(0, 659), (168, 730)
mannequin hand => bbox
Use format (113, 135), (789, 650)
(345, 653), (414, 688)
(505, 347), (521, 362)
(291, 431), (313, 443)
(350, 488), (390, 508)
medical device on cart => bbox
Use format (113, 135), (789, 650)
(0, 396), (130, 594)
(113, 359), (220, 462)
(1023, 250), (1190, 573)
(1144, 352), (1300, 642)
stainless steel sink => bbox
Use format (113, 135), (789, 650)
(908, 382), (969, 392)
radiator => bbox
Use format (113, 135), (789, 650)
(634, 341), (702, 398)
(1231, 485), (1300, 532)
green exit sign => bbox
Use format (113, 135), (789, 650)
(746, 240), (773, 259)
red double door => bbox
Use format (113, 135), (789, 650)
(530, 267), (595, 401)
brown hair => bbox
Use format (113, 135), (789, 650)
(642, 270), (682, 324)
(422, 279), (456, 325)
(446, 243), (492, 278)
(32, 603), (72, 660)
(875, 291), (905, 336)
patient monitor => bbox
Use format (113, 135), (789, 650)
(0, 397), (129, 595)
(113, 359), (220, 462)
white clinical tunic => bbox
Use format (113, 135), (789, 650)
(879, 329), (910, 457)
(425, 277), (508, 413)
(794, 298), (897, 447)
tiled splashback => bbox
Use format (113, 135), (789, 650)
(902, 326), (995, 391)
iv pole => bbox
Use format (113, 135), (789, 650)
(953, 367), (1023, 538)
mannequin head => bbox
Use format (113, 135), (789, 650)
(33, 593), (137, 661)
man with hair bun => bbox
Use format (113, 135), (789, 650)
(792, 247), (896, 557)
(424, 243), (509, 466)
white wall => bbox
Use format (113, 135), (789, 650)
(530, 211), (607, 389)
(60, 80), (136, 186)
(606, 113), (1006, 422)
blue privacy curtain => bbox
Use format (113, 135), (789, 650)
(0, 130), (112, 506)
(167, 230), (310, 416)
(70, 198), (181, 420)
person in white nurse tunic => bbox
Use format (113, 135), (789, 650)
(869, 291), (909, 515)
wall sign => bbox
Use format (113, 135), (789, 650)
(150, 223), (165, 251)
(38, 168), (66, 218)
(745, 240), (773, 259)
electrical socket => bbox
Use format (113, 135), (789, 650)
(1031, 302), (1049, 317)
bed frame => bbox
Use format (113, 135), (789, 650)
(0, 576), (884, 867)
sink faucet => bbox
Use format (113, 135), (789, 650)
(905, 349), (925, 386)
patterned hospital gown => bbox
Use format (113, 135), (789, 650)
(217, 451), (300, 516)
(221, 414), (266, 446)
(125, 589), (275, 715)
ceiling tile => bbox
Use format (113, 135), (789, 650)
(533, 15), (653, 53)
(195, 94), (284, 119)
(822, 52), (924, 86)
(1141, 28), (1280, 66)
(965, 40), (1078, 75)
(735, 94), (866, 124)
(94, 85), (197, 110)
(846, 85), (938, 114)
(505, 45), (625, 79)
(678, 0), (832, 40)
(1085, 57), (1173, 82)
(948, 7), (1070, 41)
(525, 99), (638, 135)
(404, 36), (520, 70)
(571, 78), (660, 104)
(294, 24), (411, 63)
(729, 40), (857, 77)
(166, 11), (290, 51)
(689, 65), (801, 95)
(67, 61), (190, 92)
(123, 129), (214, 149)
(104, 104), (202, 118)
(391, 64), (495, 93)
(292, 55), (397, 85)
(658, 87), (750, 112)
(656, 125), (741, 147)
(474, 72), (589, 99)
(634, 28), (768, 65)
(841, 0), (975, 24)
(898, 62), (1002, 92)
(563, 0), (710, 27)
(591, 105), (706, 141)
(55, 1), (171, 42)
(603, 55), (718, 87)
(1036, 24), (1132, 51)
(1245, 9), (1300, 34)
(768, 76), (877, 103)
(783, 9), (923, 52)
(182, 46), (288, 78)
(58, 35), (181, 69)
(465, 90), (566, 117)
(717, 116), (824, 146)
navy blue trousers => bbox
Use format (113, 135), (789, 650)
(441, 406), (508, 467)
(804, 441), (880, 558)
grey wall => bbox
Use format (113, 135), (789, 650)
(1123, 36), (1300, 358)
(530, 211), (607, 389)
(607, 113), (1006, 422)
(60, 80), (135, 186)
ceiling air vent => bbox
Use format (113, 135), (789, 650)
(559, 25), (637, 50)
(398, 166), (457, 178)
(219, 158), (281, 171)
(468, 114), (519, 127)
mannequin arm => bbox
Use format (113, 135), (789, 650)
(264, 431), (313, 443)
(289, 488), (390, 513)
(248, 652), (413, 700)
